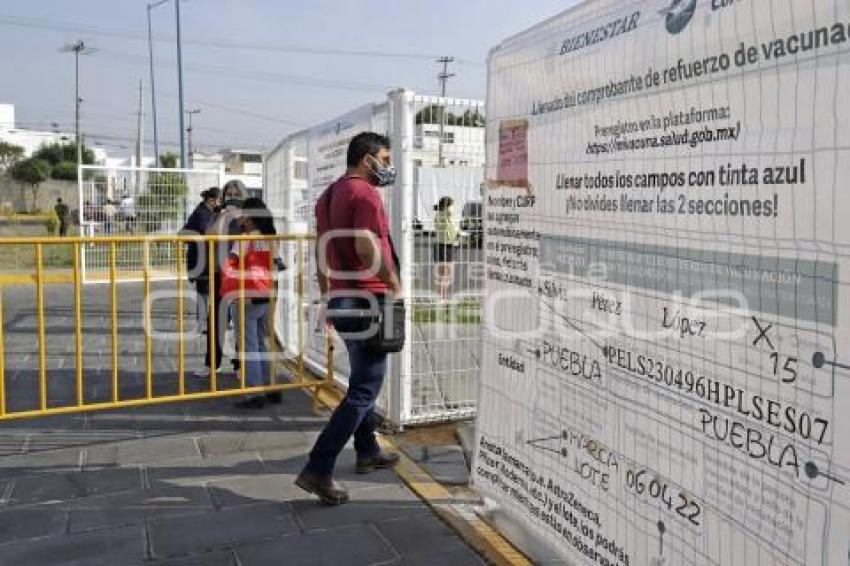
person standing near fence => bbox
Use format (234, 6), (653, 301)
(296, 132), (401, 506)
(102, 200), (117, 235)
(222, 197), (282, 409)
(433, 196), (459, 301)
(180, 187), (220, 361)
(54, 198), (70, 237)
(206, 180), (245, 376)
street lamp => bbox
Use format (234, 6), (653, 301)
(175, 0), (187, 169)
(185, 108), (200, 167)
(60, 40), (97, 169)
(147, 0), (169, 166)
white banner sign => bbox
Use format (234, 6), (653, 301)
(307, 104), (374, 201)
(475, 1), (850, 565)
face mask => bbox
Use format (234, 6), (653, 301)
(224, 198), (243, 208)
(366, 155), (397, 187)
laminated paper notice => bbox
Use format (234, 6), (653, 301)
(495, 119), (529, 189)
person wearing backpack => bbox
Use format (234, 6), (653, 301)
(181, 187), (221, 339)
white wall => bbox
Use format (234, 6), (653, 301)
(0, 104), (14, 130)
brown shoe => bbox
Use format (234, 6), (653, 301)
(355, 451), (400, 474)
(295, 469), (349, 506)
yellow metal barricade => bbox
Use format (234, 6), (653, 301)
(0, 234), (333, 421)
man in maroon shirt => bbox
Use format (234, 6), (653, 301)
(296, 132), (401, 505)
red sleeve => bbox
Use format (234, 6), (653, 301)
(351, 191), (388, 236)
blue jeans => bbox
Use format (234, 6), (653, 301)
(307, 295), (387, 476)
(233, 300), (269, 387)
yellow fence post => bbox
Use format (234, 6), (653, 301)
(208, 239), (217, 393)
(35, 243), (47, 410)
(109, 242), (119, 403)
(239, 240), (246, 391)
(72, 242), (84, 406)
(143, 240), (153, 399)
(297, 239), (305, 383)
(176, 242), (185, 396)
(0, 284), (5, 416)
(268, 245), (277, 386)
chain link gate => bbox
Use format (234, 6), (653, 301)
(78, 165), (223, 282)
(265, 89), (486, 426)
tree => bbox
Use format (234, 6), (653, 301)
(51, 161), (79, 181)
(10, 158), (51, 212)
(415, 105), (485, 128)
(32, 142), (95, 181)
(0, 142), (24, 172)
(460, 109), (485, 127)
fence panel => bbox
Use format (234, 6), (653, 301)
(78, 165), (222, 282)
(404, 94), (485, 423)
(0, 234), (331, 421)
(264, 90), (486, 426)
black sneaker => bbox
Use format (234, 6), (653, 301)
(295, 469), (349, 506)
(233, 395), (266, 410)
(355, 451), (400, 474)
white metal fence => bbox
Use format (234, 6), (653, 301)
(77, 165), (223, 281)
(265, 89), (485, 426)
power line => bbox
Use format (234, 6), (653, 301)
(0, 13), (484, 66)
(185, 98), (307, 128)
(97, 48), (392, 94)
(436, 56), (455, 167)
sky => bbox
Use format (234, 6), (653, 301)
(0, 0), (574, 157)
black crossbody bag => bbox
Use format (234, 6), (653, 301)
(325, 187), (406, 353)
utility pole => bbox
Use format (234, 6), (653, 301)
(135, 79), (145, 192)
(60, 40), (96, 170)
(185, 108), (200, 168)
(436, 56), (455, 167)
(147, 0), (169, 166)
(175, 0), (187, 169)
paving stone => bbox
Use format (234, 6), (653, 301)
(341, 482), (422, 503)
(145, 453), (267, 488)
(236, 524), (396, 566)
(292, 496), (428, 531)
(0, 524), (145, 566)
(197, 429), (307, 458)
(254, 448), (310, 475)
(148, 502), (297, 559)
(6, 473), (86, 506)
(68, 486), (211, 533)
(0, 502), (67, 544)
(0, 436), (27, 456)
(374, 514), (469, 558)
(151, 550), (236, 566)
(402, 546), (487, 566)
(0, 446), (84, 477)
(73, 466), (143, 497)
(407, 445), (470, 486)
(239, 429), (309, 452)
(114, 436), (203, 466)
(206, 473), (305, 508)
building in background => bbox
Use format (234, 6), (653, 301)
(0, 103), (107, 162)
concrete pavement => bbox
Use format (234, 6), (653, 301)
(0, 282), (486, 565)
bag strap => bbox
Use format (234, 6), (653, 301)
(325, 182), (400, 275)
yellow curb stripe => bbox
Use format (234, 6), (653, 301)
(311, 385), (532, 566)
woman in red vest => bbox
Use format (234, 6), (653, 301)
(221, 197), (280, 409)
